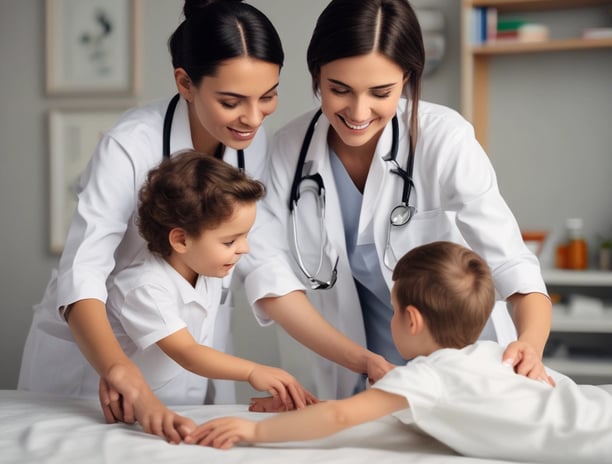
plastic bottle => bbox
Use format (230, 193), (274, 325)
(565, 218), (588, 270)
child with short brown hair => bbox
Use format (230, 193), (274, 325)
(186, 241), (612, 464)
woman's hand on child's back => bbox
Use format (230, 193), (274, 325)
(365, 352), (396, 384)
(247, 364), (318, 410)
(502, 341), (556, 386)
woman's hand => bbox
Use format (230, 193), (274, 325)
(247, 364), (318, 410)
(505, 292), (554, 386)
(99, 363), (196, 443)
(365, 352), (396, 384)
(502, 340), (555, 386)
(184, 417), (256, 449)
(67, 300), (195, 441)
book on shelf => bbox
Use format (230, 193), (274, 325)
(469, 7), (498, 44)
(495, 18), (524, 41)
(470, 7), (551, 45)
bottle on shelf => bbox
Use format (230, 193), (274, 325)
(564, 218), (588, 270)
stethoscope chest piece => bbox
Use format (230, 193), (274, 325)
(390, 204), (416, 226)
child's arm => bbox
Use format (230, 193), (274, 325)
(157, 328), (316, 408)
(184, 388), (408, 449)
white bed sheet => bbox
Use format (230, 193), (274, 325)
(0, 390), (529, 464)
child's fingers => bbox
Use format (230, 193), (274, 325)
(285, 383), (306, 409)
(220, 435), (241, 450)
(213, 429), (241, 449)
(184, 423), (215, 444)
(268, 384), (288, 407)
(197, 422), (235, 448)
(306, 389), (319, 405)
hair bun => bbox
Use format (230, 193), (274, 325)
(183, 0), (244, 19)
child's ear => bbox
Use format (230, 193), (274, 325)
(405, 305), (425, 335)
(169, 228), (188, 253)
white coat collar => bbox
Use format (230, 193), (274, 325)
(295, 107), (412, 286)
(301, 113), (348, 271)
(309, 110), (402, 242)
(301, 109), (409, 257)
(151, 253), (215, 309)
(359, 117), (397, 240)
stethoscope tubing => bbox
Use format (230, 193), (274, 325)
(289, 109), (414, 216)
(162, 93), (245, 170)
(289, 109), (416, 286)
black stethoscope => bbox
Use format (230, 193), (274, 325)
(162, 93), (245, 171)
(288, 109), (416, 290)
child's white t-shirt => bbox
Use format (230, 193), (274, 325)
(106, 252), (222, 405)
(372, 341), (612, 464)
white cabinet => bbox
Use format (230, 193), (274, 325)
(543, 269), (612, 384)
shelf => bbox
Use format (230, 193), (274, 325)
(542, 269), (612, 286)
(472, 37), (612, 55)
(467, 0), (612, 12)
(543, 357), (612, 377)
(551, 309), (612, 333)
(460, 0), (612, 148)
(462, 0), (612, 383)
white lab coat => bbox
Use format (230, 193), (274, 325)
(18, 96), (268, 403)
(241, 101), (548, 400)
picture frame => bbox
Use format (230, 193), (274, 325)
(48, 108), (126, 253)
(45, 0), (140, 96)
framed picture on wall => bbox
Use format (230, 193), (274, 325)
(48, 108), (126, 253)
(45, 0), (140, 96)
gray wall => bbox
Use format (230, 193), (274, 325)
(1, 0), (610, 399)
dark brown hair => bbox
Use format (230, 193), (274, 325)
(168, 0), (284, 85)
(306, 0), (424, 148)
(138, 150), (265, 256)
(392, 241), (495, 348)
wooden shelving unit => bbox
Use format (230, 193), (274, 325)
(468, 0), (612, 12)
(542, 269), (612, 287)
(461, 0), (612, 383)
(544, 269), (612, 382)
(472, 37), (612, 55)
(461, 0), (612, 148)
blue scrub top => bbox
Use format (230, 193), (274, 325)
(330, 150), (407, 367)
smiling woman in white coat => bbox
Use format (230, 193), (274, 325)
(17, 0), (286, 442)
(239, 0), (553, 400)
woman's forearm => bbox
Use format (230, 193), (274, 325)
(508, 292), (552, 356)
(258, 291), (376, 374)
(66, 298), (131, 376)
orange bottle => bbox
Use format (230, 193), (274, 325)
(565, 218), (588, 270)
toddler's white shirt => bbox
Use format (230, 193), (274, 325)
(373, 341), (612, 463)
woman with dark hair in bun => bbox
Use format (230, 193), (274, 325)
(18, 0), (302, 442)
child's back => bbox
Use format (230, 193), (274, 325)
(373, 340), (612, 463)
